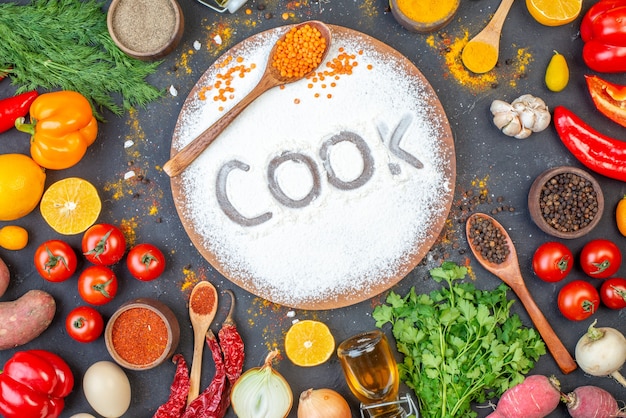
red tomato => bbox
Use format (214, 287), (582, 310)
(532, 242), (573, 282)
(33, 240), (78, 282)
(557, 280), (601, 321)
(600, 277), (626, 309)
(126, 243), (166, 281)
(82, 223), (126, 266)
(78, 265), (118, 305)
(65, 306), (104, 343)
(580, 239), (622, 279)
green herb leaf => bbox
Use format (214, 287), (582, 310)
(0, 0), (163, 118)
(374, 262), (546, 418)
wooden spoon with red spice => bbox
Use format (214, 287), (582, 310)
(187, 280), (219, 405)
(163, 20), (332, 177)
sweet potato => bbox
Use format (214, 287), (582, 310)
(0, 256), (8, 297)
(486, 375), (561, 418)
(0, 289), (56, 350)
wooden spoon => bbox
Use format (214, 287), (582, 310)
(461, 0), (514, 73)
(187, 281), (219, 405)
(164, 20), (332, 177)
(465, 213), (578, 374)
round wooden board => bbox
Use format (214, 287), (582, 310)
(170, 23), (456, 310)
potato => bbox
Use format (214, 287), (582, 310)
(0, 289), (56, 350)
(0, 256), (8, 298)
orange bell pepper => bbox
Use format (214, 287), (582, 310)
(15, 90), (97, 170)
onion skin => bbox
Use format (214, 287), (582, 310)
(574, 321), (626, 387)
(297, 388), (351, 418)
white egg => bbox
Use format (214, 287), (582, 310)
(83, 361), (131, 418)
(70, 414), (96, 418)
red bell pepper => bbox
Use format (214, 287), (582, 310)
(585, 74), (626, 128)
(581, 0), (626, 72)
(553, 105), (626, 182)
(0, 350), (74, 418)
(0, 90), (38, 134)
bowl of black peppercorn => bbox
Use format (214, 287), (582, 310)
(528, 166), (604, 239)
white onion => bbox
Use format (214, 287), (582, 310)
(575, 320), (626, 387)
(231, 350), (293, 418)
(297, 388), (352, 418)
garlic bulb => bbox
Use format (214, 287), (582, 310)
(491, 94), (551, 139)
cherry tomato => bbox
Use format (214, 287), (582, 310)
(580, 239), (622, 279)
(78, 265), (118, 305)
(532, 242), (573, 282)
(600, 277), (626, 309)
(33, 240), (78, 282)
(126, 243), (166, 281)
(65, 306), (104, 343)
(557, 280), (600, 321)
(82, 223), (126, 266)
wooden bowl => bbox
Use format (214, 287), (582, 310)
(105, 298), (180, 371)
(389, 0), (460, 33)
(107, 0), (184, 61)
(528, 166), (604, 239)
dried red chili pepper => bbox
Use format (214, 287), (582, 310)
(554, 105), (626, 182)
(153, 354), (190, 418)
(181, 330), (228, 418)
(0, 90), (38, 134)
(219, 290), (245, 384)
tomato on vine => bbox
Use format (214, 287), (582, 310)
(600, 277), (626, 310)
(532, 242), (573, 282)
(82, 223), (126, 266)
(580, 239), (622, 279)
(557, 280), (600, 321)
(65, 306), (104, 343)
(33, 240), (78, 282)
(78, 265), (118, 305)
(126, 243), (166, 281)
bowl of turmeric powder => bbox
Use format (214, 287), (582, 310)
(389, 0), (460, 33)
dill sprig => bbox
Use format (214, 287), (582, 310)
(0, 0), (164, 118)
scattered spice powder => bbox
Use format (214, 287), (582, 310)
(112, 307), (168, 366)
(190, 284), (217, 315)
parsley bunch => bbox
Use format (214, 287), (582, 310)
(373, 262), (546, 418)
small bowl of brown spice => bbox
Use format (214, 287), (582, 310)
(105, 298), (180, 370)
(528, 166), (604, 239)
(107, 0), (184, 60)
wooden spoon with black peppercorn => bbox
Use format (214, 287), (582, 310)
(466, 213), (577, 374)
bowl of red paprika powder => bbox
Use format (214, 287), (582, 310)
(105, 298), (180, 370)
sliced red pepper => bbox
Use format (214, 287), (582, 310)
(582, 40), (626, 73)
(0, 90), (38, 134)
(586, 74), (626, 127)
(581, 0), (626, 42)
(588, 6), (626, 46)
(554, 105), (626, 182)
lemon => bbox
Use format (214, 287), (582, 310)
(40, 177), (102, 235)
(526, 0), (582, 26)
(545, 51), (569, 92)
(284, 320), (335, 367)
(0, 226), (29, 250)
(0, 153), (46, 221)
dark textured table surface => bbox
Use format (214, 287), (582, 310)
(0, 0), (624, 417)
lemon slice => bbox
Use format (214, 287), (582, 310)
(526, 0), (582, 26)
(284, 320), (335, 367)
(40, 177), (102, 235)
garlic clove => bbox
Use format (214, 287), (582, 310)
(493, 111), (516, 130)
(514, 127), (532, 139)
(490, 99), (514, 115)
